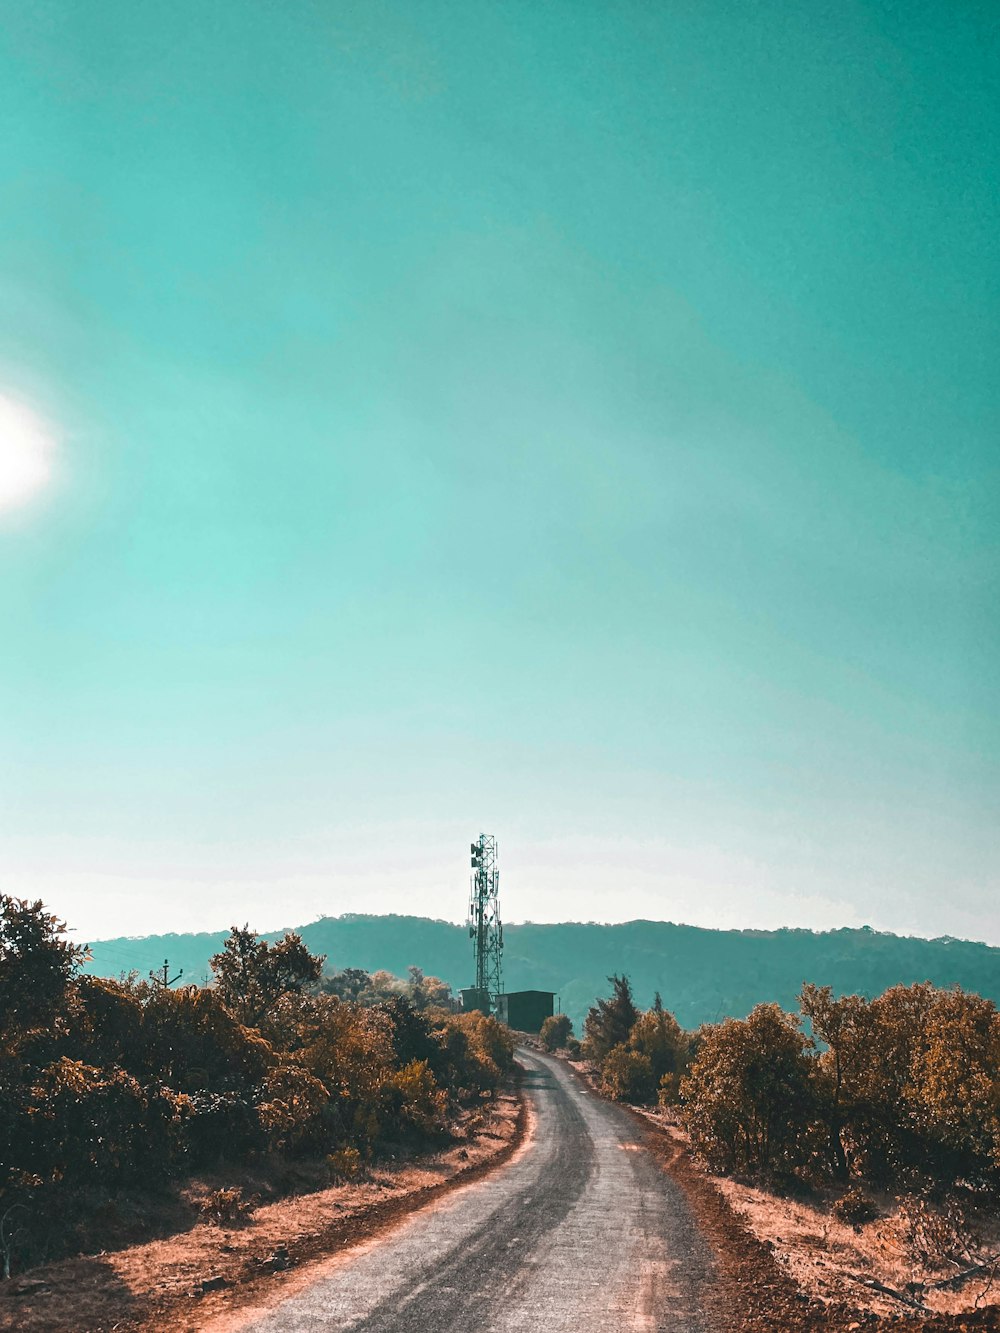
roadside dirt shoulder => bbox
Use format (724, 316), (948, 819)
(714, 1174), (1000, 1326)
(0, 1082), (525, 1333)
(640, 1113), (1000, 1332)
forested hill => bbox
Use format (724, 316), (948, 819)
(85, 916), (1000, 1030)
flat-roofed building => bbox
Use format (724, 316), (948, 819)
(496, 990), (556, 1033)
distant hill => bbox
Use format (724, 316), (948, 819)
(84, 915), (1000, 1032)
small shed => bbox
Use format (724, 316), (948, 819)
(496, 990), (556, 1033)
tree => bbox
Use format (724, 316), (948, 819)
(322, 967), (372, 1003)
(802, 982), (1000, 1188)
(420, 976), (454, 1011)
(23, 1058), (160, 1188)
(681, 1003), (816, 1174)
(628, 1006), (687, 1085)
(378, 994), (441, 1070)
(140, 983), (274, 1091)
(799, 983), (870, 1180)
(209, 926), (266, 1024)
(0, 897), (86, 1035)
(540, 1013), (573, 1051)
(367, 970), (406, 1002)
(210, 926), (324, 1027)
(846, 982), (939, 1183)
(584, 975), (639, 1063)
(907, 988), (1000, 1185)
(406, 966), (453, 1011)
(267, 933), (325, 999)
(297, 999), (397, 1150)
(0, 893), (529, 1279)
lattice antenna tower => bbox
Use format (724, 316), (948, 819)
(469, 833), (503, 1001)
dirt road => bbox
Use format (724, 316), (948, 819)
(227, 1047), (717, 1332)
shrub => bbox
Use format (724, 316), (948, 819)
(298, 999), (396, 1140)
(257, 1064), (330, 1155)
(601, 1046), (656, 1104)
(326, 1145), (363, 1183)
(838, 983), (939, 1186)
(384, 1060), (448, 1137)
(658, 1071), (682, 1107)
(379, 995), (440, 1069)
(197, 1186), (257, 1226)
(906, 989), (1000, 1187)
(140, 985), (274, 1093)
(463, 1013), (515, 1083)
(540, 1014), (573, 1052)
(801, 983), (1000, 1190)
(629, 1004), (688, 1085)
(433, 1012), (514, 1096)
(184, 1091), (265, 1166)
(893, 1194), (981, 1272)
(832, 1186), (879, 1226)
(25, 1059), (158, 1188)
(681, 1004), (815, 1174)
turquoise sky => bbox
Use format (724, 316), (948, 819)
(1, 1), (997, 948)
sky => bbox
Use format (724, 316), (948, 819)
(0, 1), (997, 949)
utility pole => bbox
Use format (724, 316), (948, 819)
(149, 958), (184, 989)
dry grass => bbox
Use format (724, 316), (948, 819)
(714, 1176), (1000, 1321)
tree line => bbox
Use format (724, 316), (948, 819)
(572, 974), (1000, 1195)
(0, 897), (513, 1276)
(88, 915), (1000, 1033)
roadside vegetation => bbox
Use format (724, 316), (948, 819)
(581, 972), (1000, 1195)
(0, 895), (513, 1279)
(579, 973), (1000, 1317)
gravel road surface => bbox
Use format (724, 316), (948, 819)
(239, 1047), (716, 1331)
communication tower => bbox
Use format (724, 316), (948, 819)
(469, 833), (503, 1002)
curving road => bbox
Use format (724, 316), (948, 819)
(238, 1047), (717, 1331)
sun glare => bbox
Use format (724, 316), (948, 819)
(0, 393), (56, 510)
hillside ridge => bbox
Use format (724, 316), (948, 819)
(84, 915), (1000, 1030)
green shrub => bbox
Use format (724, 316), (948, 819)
(197, 1186), (257, 1226)
(326, 1145), (363, 1183)
(257, 1064), (330, 1155)
(658, 1071), (681, 1106)
(601, 1046), (656, 1104)
(184, 1091), (265, 1166)
(832, 1187), (879, 1226)
(540, 1014), (573, 1051)
(681, 1004), (815, 1174)
(385, 1060), (448, 1137)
